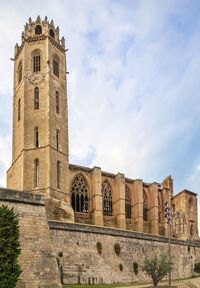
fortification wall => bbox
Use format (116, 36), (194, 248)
(49, 221), (200, 284)
(0, 189), (61, 288)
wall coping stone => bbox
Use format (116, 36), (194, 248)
(49, 220), (200, 247)
(0, 188), (45, 206)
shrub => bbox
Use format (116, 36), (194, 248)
(194, 262), (200, 273)
(96, 242), (102, 255)
(58, 251), (63, 257)
(114, 243), (121, 255)
(119, 263), (123, 271)
(0, 205), (22, 288)
(133, 261), (139, 275)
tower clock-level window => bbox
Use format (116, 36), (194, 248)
(35, 25), (42, 35)
(34, 158), (39, 188)
(57, 161), (61, 189)
(33, 51), (40, 73)
(34, 87), (39, 110)
(18, 99), (21, 121)
(102, 180), (112, 216)
(53, 59), (59, 77)
(18, 61), (22, 84)
(35, 127), (39, 147)
(56, 91), (59, 114)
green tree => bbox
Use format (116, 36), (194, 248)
(0, 205), (22, 288)
(141, 253), (173, 288)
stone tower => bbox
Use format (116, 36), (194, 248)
(7, 16), (70, 204)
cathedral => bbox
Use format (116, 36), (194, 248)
(6, 15), (198, 241)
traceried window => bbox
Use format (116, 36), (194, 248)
(35, 127), (39, 147)
(49, 29), (55, 38)
(56, 130), (59, 150)
(57, 161), (61, 189)
(143, 191), (148, 221)
(18, 61), (22, 84)
(125, 185), (131, 219)
(53, 58), (59, 77)
(18, 99), (21, 121)
(56, 91), (59, 114)
(33, 51), (40, 73)
(34, 158), (39, 188)
(102, 180), (112, 216)
(71, 174), (89, 213)
(34, 87), (39, 110)
(35, 25), (42, 35)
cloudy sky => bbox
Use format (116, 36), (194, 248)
(0, 0), (200, 215)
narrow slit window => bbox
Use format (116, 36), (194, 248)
(56, 91), (59, 114)
(34, 87), (39, 110)
(56, 130), (59, 150)
(34, 159), (39, 188)
(18, 99), (21, 121)
(18, 61), (22, 84)
(57, 161), (61, 189)
(33, 51), (40, 72)
(35, 127), (39, 147)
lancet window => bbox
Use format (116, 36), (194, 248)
(18, 61), (22, 84)
(34, 87), (39, 110)
(35, 127), (39, 147)
(34, 158), (39, 188)
(18, 99), (21, 121)
(33, 51), (40, 73)
(56, 91), (59, 114)
(53, 58), (59, 77)
(49, 29), (55, 38)
(35, 25), (42, 35)
(143, 191), (148, 221)
(71, 174), (89, 213)
(125, 185), (131, 219)
(102, 181), (112, 216)
(57, 161), (61, 189)
(56, 130), (59, 150)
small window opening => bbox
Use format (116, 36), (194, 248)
(56, 91), (59, 114)
(34, 158), (39, 188)
(18, 99), (21, 121)
(18, 61), (22, 84)
(57, 161), (61, 189)
(53, 59), (59, 77)
(35, 127), (39, 147)
(143, 191), (148, 221)
(56, 130), (59, 150)
(35, 25), (42, 35)
(49, 29), (55, 38)
(34, 87), (39, 110)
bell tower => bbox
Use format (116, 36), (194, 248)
(7, 16), (70, 203)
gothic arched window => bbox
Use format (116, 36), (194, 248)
(18, 61), (22, 84)
(102, 181), (112, 216)
(143, 191), (148, 221)
(71, 175), (89, 213)
(49, 29), (55, 38)
(53, 57), (59, 77)
(125, 185), (131, 219)
(190, 224), (194, 236)
(33, 51), (40, 73)
(57, 161), (61, 189)
(34, 87), (39, 110)
(34, 158), (39, 188)
(56, 91), (59, 114)
(56, 130), (59, 150)
(35, 25), (42, 35)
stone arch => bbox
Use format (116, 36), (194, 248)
(71, 174), (89, 213)
(102, 180), (112, 216)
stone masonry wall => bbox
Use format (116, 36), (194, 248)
(49, 221), (200, 284)
(0, 189), (61, 288)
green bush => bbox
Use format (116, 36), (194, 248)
(114, 243), (121, 255)
(133, 261), (139, 275)
(119, 263), (123, 271)
(194, 262), (200, 273)
(0, 205), (22, 288)
(96, 242), (102, 255)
